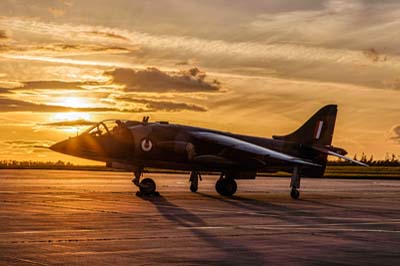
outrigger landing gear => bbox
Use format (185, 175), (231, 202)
(132, 167), (159, 196)
(189, 171), (202, 193)
(290, 165), (301, 200)
(215, 173), (237, 196)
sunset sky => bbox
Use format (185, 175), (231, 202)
(1, 0), (400, 164)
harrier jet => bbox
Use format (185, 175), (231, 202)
(50, 105), (367, 199)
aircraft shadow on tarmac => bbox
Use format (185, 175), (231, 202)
(139, 195), (267, 266)
(196, 192), (321, 227)
(300, 198), (397, 219)
(195, 193), (384, 248)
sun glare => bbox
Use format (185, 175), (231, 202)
(50, 112), (93, 134)
(57, 97), (90, 108)
(53, 112), (92, 121)
(50, 98), (94, 133)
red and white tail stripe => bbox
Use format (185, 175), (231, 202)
(314, 120), (324, 140)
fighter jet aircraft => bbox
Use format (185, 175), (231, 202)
(50, 104), (367, 199)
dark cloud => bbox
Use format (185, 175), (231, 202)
(0, 96), (205, 114)
(0, 43), (131, 54)
(116, 96), (207, 112)
(5, 140), (40, 146)
(32, 147), (50, 152)
(105, 67), (221, 93)
(85, 31), (129, 41)
(4, 140), (52, 149)
(5, 67), (221, 93)
(0, 88), (10, 93)
(363, 48), (387, 63)
(175, 59), (197, 66)
(42, 119), (97, 127)
(0, 30), (7, 39)
(0, 97), (145, 113)
(176, 61), (189, 66)
(10, 80), (103, 91)
(389, 125), (400, 143)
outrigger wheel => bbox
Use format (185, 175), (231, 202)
(215, 174), (237, 196)
(290, 165), (301, 200)
(290, 188), (300, 199)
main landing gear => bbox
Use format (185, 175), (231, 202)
(189, 171), (202, 193)
(132, 168), (159, 197)
(215, 173), (237, 196)
(290, 165), (301, 200)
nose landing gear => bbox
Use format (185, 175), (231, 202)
(132, 168), (159, 197)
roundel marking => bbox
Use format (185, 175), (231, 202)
(140, 138), (153, 152)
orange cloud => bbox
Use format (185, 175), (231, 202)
(105, 67), (221, 93)
(114, 96), (207, 112)
(48, 7), (65, 17)
(7, 80), (103, 91)
(0, 43), (132, 56)
(0, 97), (145, 113)
(84, 31), (129, 41)
(388, 125), (400, 144)
(0, 29), (6, 39)
(41, 119), (96, 127)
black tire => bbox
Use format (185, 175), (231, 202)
(139, 178), (156, 194)
(190, 183), (198, 193)
(290, 188), (300, 199)
(215, 178), (237, 196)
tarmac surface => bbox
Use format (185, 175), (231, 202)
(0, 169), (400, 266)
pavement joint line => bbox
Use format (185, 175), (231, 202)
(178, 225), (400, 233)
(2, 198), (400, 220)
(1, 220), (400, 235)
(4, 256), (50, 266)
(0, 221), (400, 239)
(1, 232), (283, 244)
(0, 200), (122, 214)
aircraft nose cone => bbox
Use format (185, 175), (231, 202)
(49, 136), (94, 158)
(49, 139), (69, 153)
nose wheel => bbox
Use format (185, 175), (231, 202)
(139, 178), (157, 194)
(132, 168), (159, 196)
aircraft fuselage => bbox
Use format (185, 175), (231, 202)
(50, 120), (324, 177)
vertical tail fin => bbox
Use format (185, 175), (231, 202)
(273, 105), (337, 146)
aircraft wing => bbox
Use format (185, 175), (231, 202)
(191, 131), (321, 167)
(311, 145), (369, 167)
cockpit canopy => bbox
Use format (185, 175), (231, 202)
(83, 119), (142, 137)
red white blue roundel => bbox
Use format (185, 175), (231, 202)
(140, 138), (153, 152)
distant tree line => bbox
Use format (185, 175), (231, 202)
(0, 160), (104, 170)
